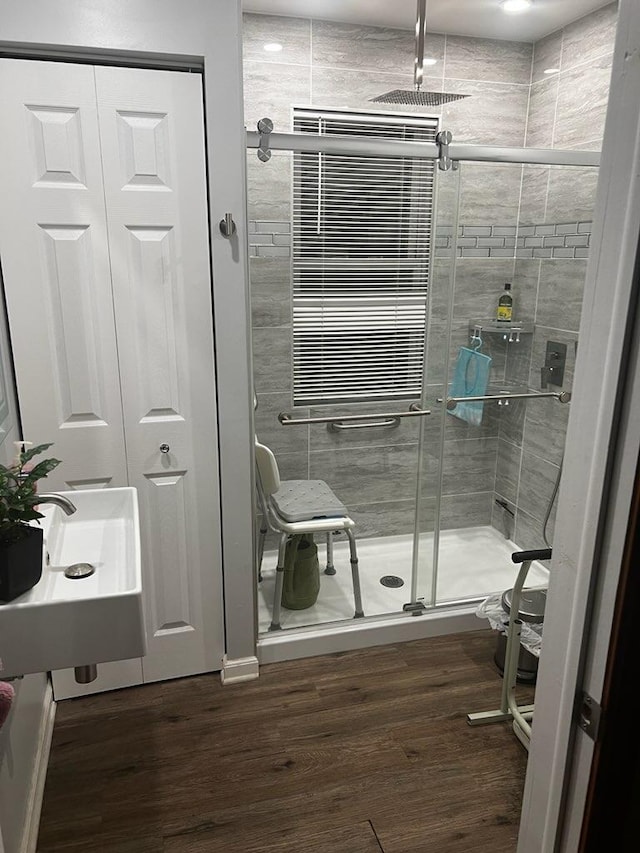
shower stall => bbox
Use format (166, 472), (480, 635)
(249, 117), (599, 650)
(241, 0), (614, 653)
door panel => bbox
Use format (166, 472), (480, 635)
(0, 59), (224, 695)
(0, 59), (127, 490)
(94, 66), (224, 681)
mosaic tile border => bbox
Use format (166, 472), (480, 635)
(248, 220), (593, 261)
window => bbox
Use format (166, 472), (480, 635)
(292, 107), (438, 406)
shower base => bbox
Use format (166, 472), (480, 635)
(257, 525), (549, 636)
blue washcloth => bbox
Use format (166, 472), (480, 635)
(448, 346), (492, 426)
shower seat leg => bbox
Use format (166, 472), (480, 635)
(256, 519), (267, 583)
(346, 529), (364, 618)
(325, 531), (336, 575)
(269, 532), (288, 631)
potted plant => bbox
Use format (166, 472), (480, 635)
(0, 442), (61, 603)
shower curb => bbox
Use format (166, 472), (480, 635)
(257, 606), (480, 665)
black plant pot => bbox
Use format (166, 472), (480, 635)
(0, 525), (44, 603)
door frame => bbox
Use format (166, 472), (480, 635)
(0, 0), (257, 676)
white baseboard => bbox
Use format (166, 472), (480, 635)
(21, 682), (55, 853)
(220, 655), (259, 684)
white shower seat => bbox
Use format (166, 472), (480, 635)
(254, 439), (364, 631)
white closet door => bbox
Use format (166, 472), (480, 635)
(94, 66), (224, 682)
(0, 59), (127, 491)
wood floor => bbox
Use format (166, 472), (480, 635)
(37, 629), (535, 853)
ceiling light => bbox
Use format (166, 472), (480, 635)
(263, 42), (283, 53)
(543, 67), (560, 75)
(501, 0), (532, 12)
(423, 57), (438, 66)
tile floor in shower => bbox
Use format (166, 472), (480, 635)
(257, 524), (550, 633)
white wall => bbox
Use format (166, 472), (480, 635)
(0, 284), (51, 852)
(0, 674), (50, 853)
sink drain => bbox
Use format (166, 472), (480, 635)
(380, 575), (404, 588)
(64, 563), (96, 579)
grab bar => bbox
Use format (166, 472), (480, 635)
(278, 403), (430, 426)
(442, 390), (571, 410)
(328, 417), (400, 432)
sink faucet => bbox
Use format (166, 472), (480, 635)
(37, 493), (77, 516)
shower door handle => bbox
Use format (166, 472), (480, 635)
(328, 417), (401, 432)
(443, 390), (571, 409)
(278, 404), (430, 426)
(438, 391), (571, 411)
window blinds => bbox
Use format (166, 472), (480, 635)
(292, 108), (439, 406)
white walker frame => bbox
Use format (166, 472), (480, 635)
(466, 549), (552, 750)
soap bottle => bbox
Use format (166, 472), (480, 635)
(496, 282), (513, 322)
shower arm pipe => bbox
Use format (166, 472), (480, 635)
(245, 130), (600, 168)
(414, 0), (428, 91)
(278, 404), (430, 426)
(443, 390), (571, 408)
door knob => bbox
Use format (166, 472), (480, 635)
(219, 213), (236, 237)
(159, 443), (170, 454)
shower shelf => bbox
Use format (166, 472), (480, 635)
(486, 383), (530, 396)
(469, 319), (534, 342)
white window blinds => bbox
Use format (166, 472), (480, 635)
(292, 107), (438, 406)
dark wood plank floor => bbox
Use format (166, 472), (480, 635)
(37, 629), (535, 853)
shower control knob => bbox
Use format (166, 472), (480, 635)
(159, 443), (170, 454)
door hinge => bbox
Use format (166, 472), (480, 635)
(578, 691), (602, 742)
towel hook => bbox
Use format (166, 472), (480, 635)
(470, 324), (483, 351)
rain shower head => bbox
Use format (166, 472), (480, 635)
(371, 0), (470, 107)
(370, 90), (468, 106)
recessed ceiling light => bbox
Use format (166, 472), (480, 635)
(423, 57), (438, 66)
(543, 67), (560, 74)
(501, 0), (532, 13)
(263, 42), (283, 53)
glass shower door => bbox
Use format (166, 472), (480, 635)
(248, 119), (442, 633)
(414, 158), (600, 609)
(410, 161), (461, 610)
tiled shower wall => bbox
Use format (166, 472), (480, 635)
(245, 3), (617, 545)
(493, 1), (618, 551)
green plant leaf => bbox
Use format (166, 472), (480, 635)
(23, 458), (61, 481)
(0, 443), (60, 530)
(19, 443), (54, 466)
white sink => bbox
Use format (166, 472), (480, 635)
(0, 487), (145, 679)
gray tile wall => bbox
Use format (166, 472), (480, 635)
(493, 2), (618, 552)
(245, 5), (617, 546)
